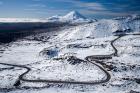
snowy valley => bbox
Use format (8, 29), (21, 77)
(0, 11), (140, 93)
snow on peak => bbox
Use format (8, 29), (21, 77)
(62, 11), (86, 20)
(47, 11), (94, 23)
(60, 11), (93, 23)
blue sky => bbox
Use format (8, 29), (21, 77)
(0, 0), (139, 19)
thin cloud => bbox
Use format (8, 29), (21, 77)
(80, 9), (129, 17)
(54, 0), (140, 18)
(77, 2), (107, 11)
(24, 8), (39, 11)
(55, 0), (107, 11)
(24, 7), (68, 17)
(28, 4), (46, 8)
(32, 0), (42, 1)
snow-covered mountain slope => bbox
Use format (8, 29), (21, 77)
(113, 14), (140, 32)
(56, 15), (140, 40)
(113, 14), (140, 21)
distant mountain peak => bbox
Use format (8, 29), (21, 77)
(62, 11), (86, 20)
(46, 10), (94, 23)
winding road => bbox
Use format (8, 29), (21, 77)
(0, 33), (139, 88)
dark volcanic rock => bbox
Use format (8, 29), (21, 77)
(67, 43), (93, 49)
(135, 79), (140, 84)
(66, 56), (85, 65)
(14, 80), (21, 87)
(128, 90), (140, 93)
